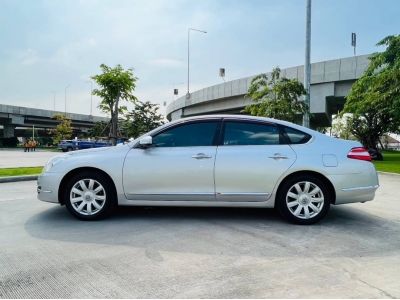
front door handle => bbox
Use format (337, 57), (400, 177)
(192, 153), (212, 159)
(268, 153), (289, 160)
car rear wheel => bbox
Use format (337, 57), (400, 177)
(276, 175), (331, 225)
(63, 171), (115, 220)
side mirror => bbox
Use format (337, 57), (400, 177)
(139, 136), (152, 148)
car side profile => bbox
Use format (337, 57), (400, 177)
(38, 115), (379, 224)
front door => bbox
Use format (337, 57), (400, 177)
(123, 120), (221, 201)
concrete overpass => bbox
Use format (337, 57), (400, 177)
(0, 104), (109, 138)
(166, 54), (370, 127)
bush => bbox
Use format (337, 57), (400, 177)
(0, 137), (19, 147)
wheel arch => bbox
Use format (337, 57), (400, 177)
(275, 170), (336, 204)
(58, 167), (117, 205)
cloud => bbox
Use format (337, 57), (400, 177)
(148, 58), (185, 68)
(49, 37), (98, 67)
(18, 48), (40, 65)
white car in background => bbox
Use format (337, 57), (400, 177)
(37, 115), (379, 224)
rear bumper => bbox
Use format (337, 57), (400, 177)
(37, 172), (63, 203)
(328, 166), (379, 204)
(335, 184), (379, 204)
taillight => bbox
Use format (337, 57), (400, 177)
(347, 147), (372, 161)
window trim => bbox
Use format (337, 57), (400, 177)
(219, 119), (284, 146)
(149, 119), (223, 148)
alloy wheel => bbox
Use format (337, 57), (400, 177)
(70, 179), (106, 216)
(285, 181), (324, 220)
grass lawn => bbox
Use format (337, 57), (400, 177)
(0, 166), (43, 177)
(373, 150), (400, 174)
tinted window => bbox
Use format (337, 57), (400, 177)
(223, 121), (280, 145)
(282, 126), (311, 144)
(152, 121), (219, 147)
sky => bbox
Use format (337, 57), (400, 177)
(0, 0), (399, 116)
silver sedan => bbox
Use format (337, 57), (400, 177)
(37, 115), (379, 224)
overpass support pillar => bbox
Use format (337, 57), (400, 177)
(3, 124), (16, 138)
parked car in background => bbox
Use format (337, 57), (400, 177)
(58, 140), (74, 152)
(40, 115), (379, 225)
(58, 139), (112, 152)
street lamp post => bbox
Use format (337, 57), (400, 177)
(302, 0), (311, 128)
(187, 28), (207, 98)
(64, 84), (70, 115)
(86, 80), (93, 116)
(51, 91), (56, 111)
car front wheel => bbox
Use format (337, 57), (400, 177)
(276, 175), (331, 225)
(63, 171), (115, 220)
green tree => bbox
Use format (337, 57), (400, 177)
(88, 121), (110, 139)
(52, 114), (73, 145)
(121, 101), (164, 139)
(343, 35), (400, 150)
(92, 64), (138, 145)
(244, 67), (307, 123)
(331, 113), (354, 140)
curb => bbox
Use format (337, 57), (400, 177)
(377, 171), (400, 176)
(0, 175), (38, 183)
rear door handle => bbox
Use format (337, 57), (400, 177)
(192, 153), (212, 159)
(268, 153), (289, 160)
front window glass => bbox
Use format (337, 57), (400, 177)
(152, 121), (219, 147)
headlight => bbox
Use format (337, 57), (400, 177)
(43, 156), (67, 173)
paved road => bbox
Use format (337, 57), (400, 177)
(0, 149), (59, 168)
(0, 174), (399, 298)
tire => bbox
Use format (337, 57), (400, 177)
(67, 147), (73, 152)
(63, 171), (116, 220)
(276, 175), (331, 225)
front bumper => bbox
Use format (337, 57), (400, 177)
(37, 172), (63, 203)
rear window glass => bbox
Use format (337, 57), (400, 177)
(282, 126), (311, 144)
(223, 121), (280, 145)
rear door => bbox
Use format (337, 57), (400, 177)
(214, 120), (296, 201)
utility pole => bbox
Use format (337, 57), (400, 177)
(302, 0), (311, 128)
